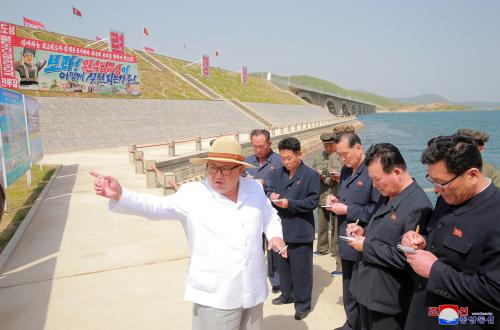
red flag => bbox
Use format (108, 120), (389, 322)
(144, 46), (154, 53)
(202, 55), (210, 77)
(241, 65), (248, 84)
(109, 30), (125, 54)
(72, 7), (82, 17)
(96, 35), (102, 41)
(143, 27), (149, 36)
(23, 17), (45, 30)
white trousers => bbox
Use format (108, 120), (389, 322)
(192, 303), (263, 330)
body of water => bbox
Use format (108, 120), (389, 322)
(306, 110), (500, 205)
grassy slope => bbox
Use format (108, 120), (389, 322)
(151, 53), (304, 104)
(13, 25), (302, 103)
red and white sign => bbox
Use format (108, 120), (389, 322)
(201, 55), (209, 77)
(109, 30), (125, 54)
(0, 22), (18, 88)
(241, 65), (248, 84)
(144, 46), (154, 54)
(23, 17), (45, 30)
(72, 7), (82, 17)
(13, 37), (136, 63)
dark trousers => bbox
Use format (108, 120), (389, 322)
(359, 304), (404, 330)
(268, 250), (280, 287)
(279, 242), (313, 313)
(263, 235), (280, 287)
(341, 259), (358, 330)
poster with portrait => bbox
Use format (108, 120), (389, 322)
(0, 21), (141, 95)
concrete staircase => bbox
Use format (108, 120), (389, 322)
(228, 99), (273, 129)
(136, 52), (273, 129)
(181, 74), (222, 100)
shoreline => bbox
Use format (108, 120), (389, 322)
(375, 108), (500, 113)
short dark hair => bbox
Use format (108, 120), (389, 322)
(338, 132), (362, 148)
(366, 143), (407, 173)
(421, 135), (482, 174)
(250, 129), (271, 142)
(456, 128), (489, 146)
(278, 137), (301, 153)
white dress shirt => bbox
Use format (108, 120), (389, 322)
(110, 177), (283, 309)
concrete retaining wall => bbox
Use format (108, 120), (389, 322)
(245, 102), (334, 126)
(38, 98), (262, 154)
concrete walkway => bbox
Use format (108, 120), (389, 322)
(0, 146), (346, 330)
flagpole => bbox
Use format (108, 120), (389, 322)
(72, 3), (75, 36)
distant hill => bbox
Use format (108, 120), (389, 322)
(392, 94), (451, 105)
(252, 73), (403, 109)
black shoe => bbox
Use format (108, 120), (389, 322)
(272, 295), (293, 305)
(294, 310), (310, 320)
(272, 286), (280, 294)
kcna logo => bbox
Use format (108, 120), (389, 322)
(428, 305), (495, 326)
(437, 305), (460, 325)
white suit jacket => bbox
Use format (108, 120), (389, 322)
(110, 177), (283, 309)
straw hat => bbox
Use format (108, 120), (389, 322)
(190, 137), (255, 167)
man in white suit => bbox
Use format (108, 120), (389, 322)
(91, 137), (287, 330)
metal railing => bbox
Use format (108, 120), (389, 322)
(127, 116), (358, 194)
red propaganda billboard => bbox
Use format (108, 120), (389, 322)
(241, 65), (248, 84)
(0, 22), (18, 89)
(201, 55), (209, 77)
(109, 30), (125, 54)
(0, 22), (140, 95)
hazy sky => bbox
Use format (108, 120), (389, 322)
(1, 0), (499, 102)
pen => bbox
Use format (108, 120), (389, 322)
(279, 245), (288, 255)
(349, 219), (360, 237)
(415, 225), (420, 234)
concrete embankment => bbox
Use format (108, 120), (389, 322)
(38, 97), (335, 154)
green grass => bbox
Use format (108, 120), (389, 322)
(151, 53), (304, 104)
(12, 23), (301, 104)
(0, 165), (57, 253)
(265, 74), (403, 109)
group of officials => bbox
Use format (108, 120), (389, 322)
(93, 126), (500, 330)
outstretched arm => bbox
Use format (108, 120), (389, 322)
(90, 171), (187, 221)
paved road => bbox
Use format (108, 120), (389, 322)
(0, 146), (346, 329)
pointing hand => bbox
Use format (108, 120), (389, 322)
(90, 171), (122, 201)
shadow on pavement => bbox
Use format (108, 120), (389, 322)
(0, 164), (78, 330)
(311, 264), (333, 309)
(264, 315), (308, 330)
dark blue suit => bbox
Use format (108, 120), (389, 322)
(244, 150), (283, 289)
(337, 160), (380, 330)
(351, 180), (432, 329)
(267, 162), (320, 313)
(244, 149), (281, 191)
(405, 183), (500, 330)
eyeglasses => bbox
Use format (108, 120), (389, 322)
(207, 164), (240, 176)
(425, 173), (461, 189)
